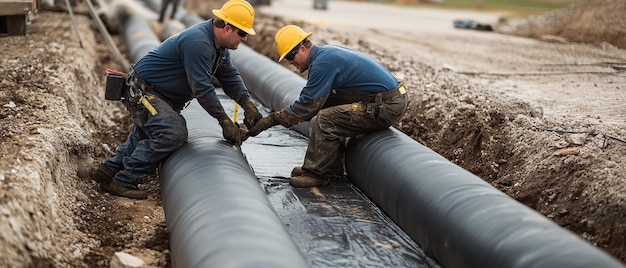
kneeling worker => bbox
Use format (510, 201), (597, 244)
(92, 0), (262, 199)
(247, 25), (408, 188)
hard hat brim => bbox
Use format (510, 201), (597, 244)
(278, 32), (312, 62)
(212, 9), (257, 35)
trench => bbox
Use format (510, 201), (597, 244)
(115, 2), (625, 268)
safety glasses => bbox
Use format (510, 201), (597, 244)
(226, 23), (247, 37)
(284, 44), (301, 61)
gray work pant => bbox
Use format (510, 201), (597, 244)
(103, 92), (187, 187)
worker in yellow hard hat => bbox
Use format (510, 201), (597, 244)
(247, 25), (409, 188)
(90, 0), (262, 199)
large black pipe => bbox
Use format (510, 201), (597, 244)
(120, 11), (308, 267)
(345, 128), (624, 268)
(159, 101), (308, 268)
(120, 13), (160, 63)
(230, 41), (625, 267)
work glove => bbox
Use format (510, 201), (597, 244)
(219, 118), (243, 146)
(242, 99), (262, 129)
(238, 124), (249, 143)
(247, 113), (279, 137)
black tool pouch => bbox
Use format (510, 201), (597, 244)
(374, 93), (392, 126)
(121, 83), (147, 128)
(128, 100), (148, 128)
(104, 69), (129, 100)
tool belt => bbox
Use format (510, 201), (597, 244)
(324, 83), (407, 109)
(126, 67), (155, 95)
(125, 66), (159, 116)
(103, 66), (154, 102)
(367, 84), (407, 103)
(103, 66), (159, 122)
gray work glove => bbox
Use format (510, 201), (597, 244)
(242, 99), (262, 129)
(247, 112), (279, 137)
(219, 118), (243, 146)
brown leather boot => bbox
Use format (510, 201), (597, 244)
(91, 167), (114, 185)
(291, 166), (304, 177)
(290, 173), (330, 188)
(102, 180), (148, 199)
(291, 166), (344, 178)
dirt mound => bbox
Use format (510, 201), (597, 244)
(495, 0), (626, 49)
(0, 9), (168, 266)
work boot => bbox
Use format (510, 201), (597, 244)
(102, 180), (148, 200)
(292, 166), (344, 178)
(90, 167), (114, 185)
(290, 173), (330, 188)
(291, 166), (304, 177)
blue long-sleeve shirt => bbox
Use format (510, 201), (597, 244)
(286, 45), (399, 121)
(133, 19), (250, 120)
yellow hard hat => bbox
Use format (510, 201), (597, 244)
(212, 0), (256, 35)
(275, 25), (312, 62)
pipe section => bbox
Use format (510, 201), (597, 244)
(120, 14), (160, 63)
(120, 12), (308, 268)
(228, 42), (625, 267)
(345, 128), (624, 268)
(160, 101), (308, 268)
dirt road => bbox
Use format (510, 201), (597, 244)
(0, 0), (625, 266)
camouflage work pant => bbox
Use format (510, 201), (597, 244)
(302, 90), (408, 178)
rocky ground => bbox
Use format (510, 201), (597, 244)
(0, 0), (624, 267)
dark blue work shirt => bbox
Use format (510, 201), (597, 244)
(133, 19), (250, 120)
(287, 45), (399, 120)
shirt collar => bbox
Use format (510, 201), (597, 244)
(208, 19), (224, 51)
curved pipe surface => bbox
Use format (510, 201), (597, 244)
(121, 12), (308, 268)
(160, 101), (308, 268)
(345, 128), (624, 268)
(120, 13), (160, 63)
(229, 42), (625, 267)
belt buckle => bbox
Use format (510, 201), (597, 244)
(398, 84), (407, 95)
